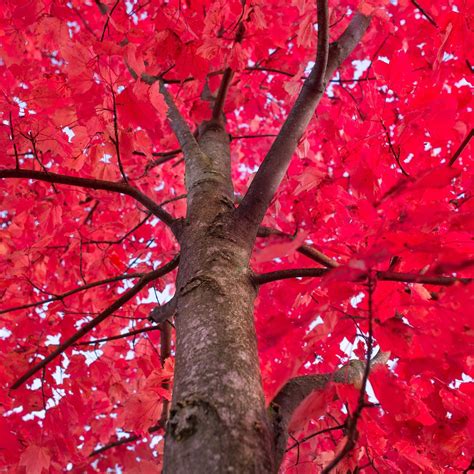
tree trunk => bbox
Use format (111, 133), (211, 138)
(159, 12), (372, 471)
(163, 121), (275, 473)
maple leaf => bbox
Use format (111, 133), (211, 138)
(19, 445), (50, 474)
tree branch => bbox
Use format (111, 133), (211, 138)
(0, 272), (145, 315)
(158, 81), (208, 166)
(270, 350), (389, 470)
(254, 267), (472, 286)
(100, 0), (119, 41)
(0, 169), (178, 234)
(236, 10), (370, 230)
(159, 319), (172, 425)
(10, 256), (179, 389)
(148, 296), (178, 324)
(212, 68), (234, 121)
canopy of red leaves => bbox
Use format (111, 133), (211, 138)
(0, 0), (473, 472)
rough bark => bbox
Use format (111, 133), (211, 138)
(163, 120), (274, 473)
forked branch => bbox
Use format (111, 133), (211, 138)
(10, 256), (179, 389)
(237, 9), (370, 229)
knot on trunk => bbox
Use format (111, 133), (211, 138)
(180, 274), (226, 297)
(168, 397), (218, 442)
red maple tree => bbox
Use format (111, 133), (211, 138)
(1, 0), (473, 472)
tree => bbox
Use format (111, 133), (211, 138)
(0, 0), (473, 472)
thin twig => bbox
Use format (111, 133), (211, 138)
(110, 87), (128, 183)
(72, 5), (99, 38)
(448, 129), (473, 166)
(381, 121), (409, 176)
(285, 424), (345, 452)
(83, 200), (99, 225)
(100, 0), (120, 41)
(231, 134), (278, 140)
(212, 68), (234, 121)
(411, 0), (438, 27)
(212, 22), (245, 120)
(84, 212), (151, 246)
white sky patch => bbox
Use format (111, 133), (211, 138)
(150, 434), (163, 449)
(350, 291), (365, 308)
(340, 336), (381, 404)
(29, 378), (42, 390)
(0, 327), (12, 339)
(155, 181), (165, 192)
(352, 59), (371, 80)
(455, 78), (473, 88)
(308, 315), (324, 332)
(62, 126), (75, 142)
(305, 60), (315, 76)
(449, 372), (474, 389)
(22, 409), (46, 421)
(4, 405), (23, 417)
(45, 334), (61, 346)
(387, 357), (399, 371)
(139, 283), (174, 305)
(51, 354), (70, 385)
(13, 96), (27, 116)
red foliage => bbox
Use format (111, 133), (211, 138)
(0, 0), (473, 472)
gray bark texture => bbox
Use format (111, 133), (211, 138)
(163, 121), (275, 473)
